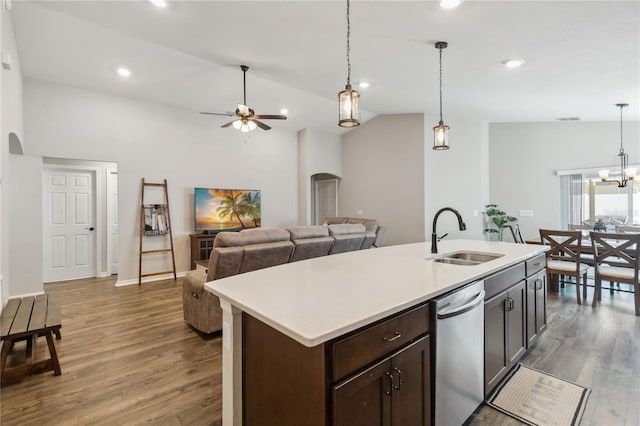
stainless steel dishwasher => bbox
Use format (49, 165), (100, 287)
(431, 280), (485, 426)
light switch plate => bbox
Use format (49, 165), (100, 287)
(519, 210), (534, 217)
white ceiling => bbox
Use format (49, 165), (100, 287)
(9, 0), (640, 135)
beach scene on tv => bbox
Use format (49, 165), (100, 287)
(195, 188), (261, 232)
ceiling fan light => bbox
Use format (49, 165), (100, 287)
(232, 120), (243, 130)
(338, 85), (361, 128)
(248, 120), (257, 131)
(598, 169), (609, 181)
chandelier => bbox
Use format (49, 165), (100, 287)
(599, 103), (636, 188)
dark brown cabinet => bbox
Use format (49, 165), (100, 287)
(484, 275), (527, 397)
(333, 336), (431, 426)
(526, 270), (547, 347)
(243, 304), (430, 426)
(525, 253), (547, 348)
(189, 233), (217, 269)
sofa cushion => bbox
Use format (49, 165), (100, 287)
(288, 225), (330, 239)
(328, 223), (366, 236)
(240, 240), (294, 273)
(346, 218), (379, 234)
(208, 246), (244, 281)
(215, 228), (291, 247)
(290, 236), (335, 262)
(323, 217), (348, 225)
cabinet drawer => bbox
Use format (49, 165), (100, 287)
(332, 304), (429, 381)
(526, 254), (546, 276)
(484, 262), (526, 300)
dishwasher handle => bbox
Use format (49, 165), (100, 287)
(437, 290), (485, 320)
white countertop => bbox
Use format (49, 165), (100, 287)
(205, 239), (547, 347)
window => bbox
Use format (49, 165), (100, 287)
(560, 168), (639, 230)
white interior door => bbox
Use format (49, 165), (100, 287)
(314, 179), (339, 225)
(43, 169), (96, 282)
(107, 170), (118, 274)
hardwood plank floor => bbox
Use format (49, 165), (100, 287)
(0, 277), (222, 426)
(1, 276), (638, 425)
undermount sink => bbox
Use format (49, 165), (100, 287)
(430, 251), (504, 266)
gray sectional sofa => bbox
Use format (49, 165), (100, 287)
(183, 219), (385, 334)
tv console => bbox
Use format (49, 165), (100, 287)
(190, 230), (243, 269)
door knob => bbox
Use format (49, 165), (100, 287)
(85, 227), (95, 231)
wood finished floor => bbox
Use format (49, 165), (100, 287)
(0, 276), (638, 425)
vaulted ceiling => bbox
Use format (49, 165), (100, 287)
(10, 1), (640, 134)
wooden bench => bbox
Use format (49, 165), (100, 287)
(1, 294), (62, 383)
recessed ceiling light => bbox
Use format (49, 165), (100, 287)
(149, 0), (168, 7)
(358, 82), (370, 89)
(280, 108), (288, 116)
(502, 59), (525, 68)
(440, 0), (463, 9)
(117, 67), (131, 77)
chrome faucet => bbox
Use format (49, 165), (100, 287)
(431, 207), (467, 253)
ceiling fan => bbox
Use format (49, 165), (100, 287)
(200, 65), (287, 132)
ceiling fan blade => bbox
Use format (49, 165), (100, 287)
(252, 119), (271, 131)
(253, 114), (287, 120)
(221, 121), (236, 128)
(200, 111), (235, 116)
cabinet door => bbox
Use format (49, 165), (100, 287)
(390, 336), (431, 426)
(526, 271), (547, 347)
(533, 271), (547, 337)
(333, 358), (392, 426)
(484, 291), (509, 396)
(507, 280), (527, 365)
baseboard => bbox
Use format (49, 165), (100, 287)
(116, 271), (187, 287)
(8, 291), (46, 299)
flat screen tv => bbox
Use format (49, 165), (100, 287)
(194, 188), (261, 233)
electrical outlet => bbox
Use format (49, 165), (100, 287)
(356, 210), (363, 216)
(473, 210), (479, 217)
(519, 210), (533, 217)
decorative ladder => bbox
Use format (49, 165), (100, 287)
(138, 178), (177, 285)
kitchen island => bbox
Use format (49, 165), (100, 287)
(205, 239), (548, 426)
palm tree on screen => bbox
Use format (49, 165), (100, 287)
(241, 192), (261, 227)
(216, 192), (246, 228)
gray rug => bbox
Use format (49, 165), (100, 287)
(487, 364), (591, 426)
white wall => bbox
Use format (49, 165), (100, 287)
(2, 6), (27, 301)
(9, 155), (42, 295)
(341, 114), (425, 246)
(297, 129), (342, 225)
(425, 114), (490, 242)
(489, 121), (640, 241)
(23, 78), (299, 285)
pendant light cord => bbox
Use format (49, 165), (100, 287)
(439, 46), (443, 123)
(619, 104), (624, 154)
(346, 0), (351, 87)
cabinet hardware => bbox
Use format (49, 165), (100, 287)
(383, 331), (402, 342)
(533, 262), (542, 267)
(505, 298), (514, 311)
(392, 367), (402, 390)
(385, 371), (394, 396)
(535, 278), (543, 290)
(192, 292), (199, 299)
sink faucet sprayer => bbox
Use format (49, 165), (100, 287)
(431, 207), (467, 254)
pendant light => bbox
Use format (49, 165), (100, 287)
(338, 0), (360, 128)
(599, 103), (636, 188)
(433, 41), (450, 150)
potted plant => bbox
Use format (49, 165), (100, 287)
(484, 204), (517, 241)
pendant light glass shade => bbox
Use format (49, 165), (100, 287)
(338, 84), (361, 128)
(338, 0), (360, 128)
(433, 41), (450, 150)
(433, 121), (450, 150)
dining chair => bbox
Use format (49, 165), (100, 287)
(590, 232), (640, 315)
(508, 224), (525, 244)
(615, 225), (640, 234)
(539, 229), (590, 304)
